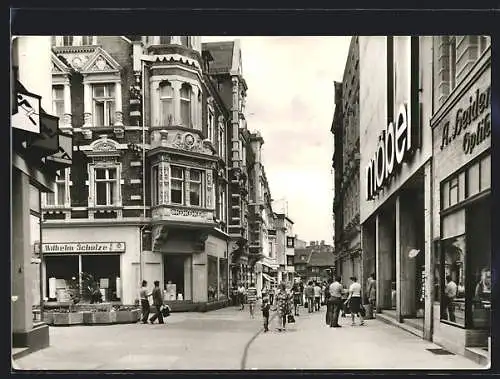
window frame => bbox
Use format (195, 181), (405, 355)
(189, 169), (204, 207)
(151, 165), (160, 206)
(44, 168), (71, 208)
(52, 85), (65, 119)
(448, 36), (457, 92)
(92, 83), (116, 127)
(170, 165), (185, 205)
(63, 36), (74, 46)
(94, 166), (119, 207)
(159, 81), (174, 126)
(81, 36), (96, 45)
(180, 83), (192, 127)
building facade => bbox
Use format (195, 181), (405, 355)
(12, 36), (72, 352)
(294, 241), (335, 283)
(246, 133), (278, 294)
(41, 36), (232, 310)
(430, 36), (490, 362)
(331, 36), (361, 286)
(202, 41), (252, 288)
(359, 36), (434, 337)
(275, 214), (295, 283)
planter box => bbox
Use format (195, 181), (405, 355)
(115, 309), (140, 323)
(83, 311), (117, 325)
(42, 312), (54, 325)
(52, 312), (84, 326)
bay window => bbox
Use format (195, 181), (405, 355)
(52, 86), (65, 119)
(170, 166), (184, 205)
(151, 165), (159, 206)
(189, 169), (203, 206)
(180, 84), (192, 127)
(160, 81), (174, 126)
(93, 84), (115, 126)
(95, 167), (118, 206)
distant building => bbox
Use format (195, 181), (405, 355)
(275, 213), (295, 283)
(294, 241), (334, 283)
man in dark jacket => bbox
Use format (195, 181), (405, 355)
(149, 281), (164, 324)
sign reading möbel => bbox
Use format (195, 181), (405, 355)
(42, 242), (126, 253)
(365, 104), (413, 201)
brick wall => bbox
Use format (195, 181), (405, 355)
(98, 36), (134, 126)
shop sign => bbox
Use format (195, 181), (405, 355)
(365, 103), (413, 200)
(11, 90), (41, 134)
(28, 112), (60, 156)
(42, 242), (126, 253)
(46, 131), (73, 168)
(440, 85), (491, 155)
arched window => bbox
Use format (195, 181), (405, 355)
(159, 81), (174, 126)
(159, 36), (171, 45)
(180, 36), (191, 48)
(180, 83), (192, 127)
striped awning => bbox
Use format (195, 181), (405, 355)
(262, 273), (277, 283)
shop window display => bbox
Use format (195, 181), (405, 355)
(219, 258), (228, 299)
(440, 235), (466, 326)
(207, 256), (218, 301)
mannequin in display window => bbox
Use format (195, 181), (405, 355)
(475, 268), (491, 303)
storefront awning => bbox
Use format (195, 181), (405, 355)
(261, 260), (278, 270)
(262, 273), (277, 283)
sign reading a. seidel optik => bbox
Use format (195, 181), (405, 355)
(439, 85), (491, 155)
(365, 104), (414, 201)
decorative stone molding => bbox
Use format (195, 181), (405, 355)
(114, 111), (124, 126)
(152, 205), (214, 222)
(113, 127), (125, 139)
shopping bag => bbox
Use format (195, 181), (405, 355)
(359, 305), (366, 317)
(160, 304), (171, 317)
(287, 314), (296, 323)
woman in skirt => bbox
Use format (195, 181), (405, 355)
(346, 276), (364, 326)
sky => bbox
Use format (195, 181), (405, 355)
(203, 36), (352, 245)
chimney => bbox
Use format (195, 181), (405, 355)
(321, 240), (325, 245)
(310, 241), (315, 246)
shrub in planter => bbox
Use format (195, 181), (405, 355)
(53, 311), (84, 326)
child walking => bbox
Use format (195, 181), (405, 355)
(261, 295), (271, 332)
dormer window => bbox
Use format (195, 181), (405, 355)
(63, 36), (73, 46)
(160, 36), (171, 45)
(180, 36), (191, 48)
(82, 36), (95, 45)
(180, 83), (192, 127)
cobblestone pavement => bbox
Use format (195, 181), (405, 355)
(13, 305), (485, 371)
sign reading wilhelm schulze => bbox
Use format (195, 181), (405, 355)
(42, 242), (126, 253)
(365, 103), (414, 200)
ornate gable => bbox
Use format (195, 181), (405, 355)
(85, 136), (121, 159)
(81, 47), (121, 74)
(52, 52), (70, 75)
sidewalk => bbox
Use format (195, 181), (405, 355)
(13, 305), (263, 371)
(13, 305), (486, 371)
(245, 307), (486, 370)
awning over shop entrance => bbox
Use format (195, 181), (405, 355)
(262, 273), (276, 283)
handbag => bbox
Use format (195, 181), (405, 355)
(287, 314), (296, 323)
